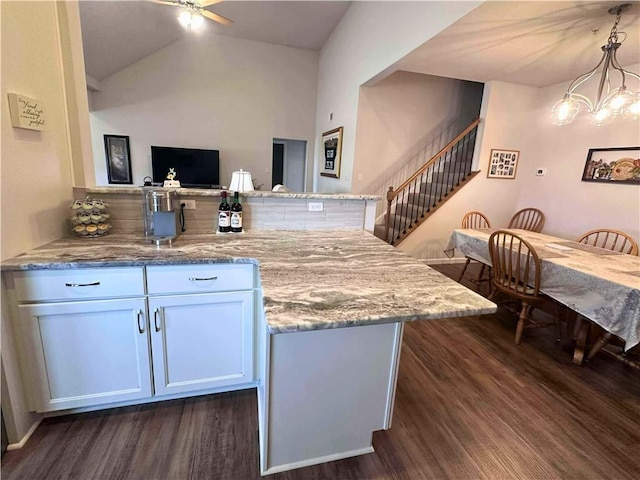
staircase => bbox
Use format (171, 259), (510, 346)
(374, 118), (480, 245)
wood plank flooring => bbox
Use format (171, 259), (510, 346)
(3, 263), (639, 480)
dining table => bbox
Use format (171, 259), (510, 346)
(445, 228), (640, 363)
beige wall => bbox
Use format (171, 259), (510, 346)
(352, 71), (482, 203)
(1, 0), (91, 445)
(89, 33), (319, 190)
(314, 1), (482, 193)
(399, 75), (640, 261)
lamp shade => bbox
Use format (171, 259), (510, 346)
(229, 169), (254, 192)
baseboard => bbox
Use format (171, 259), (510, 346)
(261, 446), (375, 476)
(6, 418), (41, 450)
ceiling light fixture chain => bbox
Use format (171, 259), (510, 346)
(551, 3), (640, 126)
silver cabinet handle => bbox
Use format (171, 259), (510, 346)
(154, 308), (162, 332)
(137, 310), (145, 334)
(65, 281), (100, 287)
(188, 276), (218, 281)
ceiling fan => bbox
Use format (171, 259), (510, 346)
(154, 0), (233, 30)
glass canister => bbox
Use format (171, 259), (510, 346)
(142, 187), (181, 245)
(70, 196), (113, 238)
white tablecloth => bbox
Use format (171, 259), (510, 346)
(446, 229), (640, 350)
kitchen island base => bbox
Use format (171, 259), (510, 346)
(259, 321), (404, 475)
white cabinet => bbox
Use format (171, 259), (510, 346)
(149, 291), (254, 396)
(10, 263), (255, 413)
(18, 297), (152, 412)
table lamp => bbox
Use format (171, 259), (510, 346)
(229, 169), (254, 192)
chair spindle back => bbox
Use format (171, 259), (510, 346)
(508, 208), (545, 232)
(577, 229), (638, 255)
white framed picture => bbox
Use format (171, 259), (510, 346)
(487, 149), (519, 179)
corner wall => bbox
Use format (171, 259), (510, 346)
(352, 71), (482, 199)
(314, 1), (482, 193)
(1, 0), (79, 444)
(398, 70), (640, 261)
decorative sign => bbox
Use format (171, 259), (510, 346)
(7, 93), (45, 131)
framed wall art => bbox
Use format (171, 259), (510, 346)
(581, 147), (640, 184)
(487, 149), (519, 179)
(104, 134), (133, 185)
(320, 126), (343, 178)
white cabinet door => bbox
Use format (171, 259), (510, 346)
(149, 291), (254, 396)
(19, 298), (152, 412)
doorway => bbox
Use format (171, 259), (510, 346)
(272, 139), (307, 192)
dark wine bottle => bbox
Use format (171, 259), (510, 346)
(218, 191), (231, 233)
(231, 191), (243, 233)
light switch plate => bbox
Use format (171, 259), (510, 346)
(536, 168), (547, 176)
(308, 202), (324, 212)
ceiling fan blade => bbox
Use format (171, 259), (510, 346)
(199, 0), (224, 7)
(201, 9), (233, 25)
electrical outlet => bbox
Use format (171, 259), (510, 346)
(182, 200), (196, 210)
(536, 168), (547, 176)
(357, 173), (363, 181)
(308, 202), (324, 212)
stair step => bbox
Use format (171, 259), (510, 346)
(405, 192), (439, 208)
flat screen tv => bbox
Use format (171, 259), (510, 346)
(151, 146), (220, 188)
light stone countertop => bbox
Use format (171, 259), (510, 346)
(1, 231), (496, 333)
(84, 186), (381, 201)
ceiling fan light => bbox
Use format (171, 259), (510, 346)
(190, 13), (204, 30)
(551, 97), (579, 125)
(177, 9), (192, 28)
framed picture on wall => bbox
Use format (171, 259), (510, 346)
(104, 134), (133, 184)
(487, 149), (519, 179)
(320, 127), (343, 178)
(581, 147), (640, 184)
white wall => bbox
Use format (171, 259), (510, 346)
(1, 0), (80, 443)
(515, 66), (640, 242)
(314, 1), (482, 193)
(89, 32), (319, 189)
(351, 71), (482, 198)
(399, 70), (640, 261)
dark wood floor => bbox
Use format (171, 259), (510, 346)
(3, 263), (639, 480)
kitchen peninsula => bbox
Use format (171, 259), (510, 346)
(2, 230), (496, 475)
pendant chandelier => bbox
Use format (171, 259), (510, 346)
(551, 3), (640, 126)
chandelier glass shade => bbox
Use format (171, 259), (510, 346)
(551, 4), (640, 126)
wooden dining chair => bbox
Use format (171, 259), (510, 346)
(508, 208), (545, 232)
(572, 228), (638, 362)
(577, 229), (638, 255)
(488, 230), (558, 344)
(457, 211), (491, 288)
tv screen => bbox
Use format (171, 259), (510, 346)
(151, 146), (220, 187)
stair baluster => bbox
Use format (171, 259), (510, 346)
(382, 118), (481, 246)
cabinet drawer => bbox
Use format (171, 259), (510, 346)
(146, 264), (254, 295)
(13, 267), (145, 302)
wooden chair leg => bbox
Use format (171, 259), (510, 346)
(573, 319), (590, 365)
(515, 302), (530, 345)
(572, 314), (582, 341)
(587, 332), (614, 361)
(553, 302), (561, 342)
(475, 264), (486, 283)
(457, 257), (471, 282)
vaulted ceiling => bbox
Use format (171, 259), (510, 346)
(79, 1), (640, 89)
